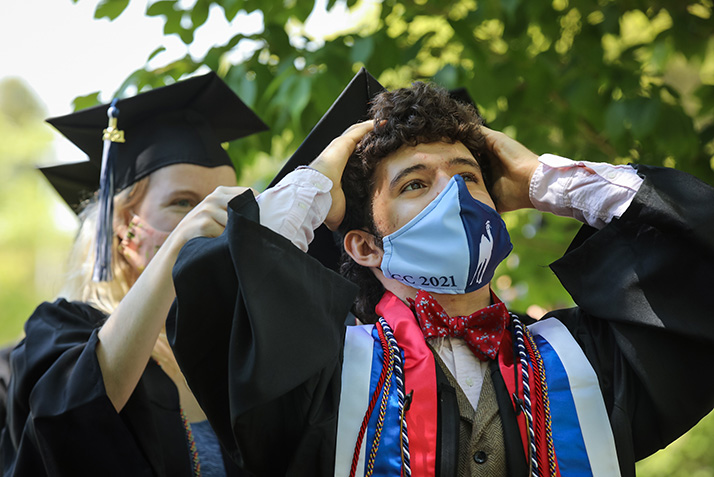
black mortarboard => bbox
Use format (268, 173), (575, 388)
(42, 71), (268, 212)
(448, 87), (474, 107)
(42, 71), (268, 281)
(269, 68), (385, 271)
(448, 87), (487, 125)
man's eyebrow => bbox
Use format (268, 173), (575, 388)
(389, 163), (427, 191)
(388, 156), (481, 191)
(448, 157), (481, 170)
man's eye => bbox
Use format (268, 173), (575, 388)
(402, 181), (425, 192)
(460, 173), (479, 183)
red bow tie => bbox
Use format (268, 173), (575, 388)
(408, 289), (508, 361)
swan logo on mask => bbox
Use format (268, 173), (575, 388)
(380, 174), (512, 294)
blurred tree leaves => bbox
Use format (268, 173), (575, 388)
(0, 78), (75, 346)
(93, 0), (714, 314)
(94, 0), (130, 20)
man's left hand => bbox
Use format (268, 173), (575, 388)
(481, 126), (540, 212)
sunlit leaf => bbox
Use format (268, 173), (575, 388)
(627, 98), (660, 137)
(71, 91), (102, 111)
(146, 0), (176, 17)
(94, 0), (129, 20)
(222, 0), (243, 22)
(190, 0), (210, 30)
(350, 36), (374, 64)
(147, 46), (166, 62)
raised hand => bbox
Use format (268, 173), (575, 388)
(309, 121), (375, 230)
(167, 186), (255, 248)
(481, 126), (540, 213)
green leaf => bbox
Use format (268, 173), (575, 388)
(147, 46), (166, 61)
(178, 27), (194, 44)
(146, 0), (176, 17)
(627, 98), (660, 138)
(190, 0), (210, 30)
(163, 12), (181, 35)
(71, 92), (102, 111)
(94, 0), (130, 20)
(222, 0), (242, 22)
(605, 101), (627, 140)
(350, 36), (374, 64)
(237, 75), (258, 107)
(499, 0), (521, 20)
(290, 75), (312, 128)
(432, 64), (459, 89)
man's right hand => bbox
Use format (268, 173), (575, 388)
(309, 120), (375, 230)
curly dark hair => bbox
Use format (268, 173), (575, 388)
(337, 81), (489, 323)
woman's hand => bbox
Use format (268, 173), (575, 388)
(309, 121), (375, 230)
(481, 126), (540, 213)
(165, 185), (256, 252)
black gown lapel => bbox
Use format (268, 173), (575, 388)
(489, 359), (528, 477)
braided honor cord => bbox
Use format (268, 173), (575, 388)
(524, 323), (558, 476)
(364, 322), (395, 476)
(379, 317), (412, 477)
(349, 330), (392, 477)
(512, 315), (538, 476)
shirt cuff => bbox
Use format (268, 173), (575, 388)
(256, 168), (333, 251)
(529, 154), (643, 229)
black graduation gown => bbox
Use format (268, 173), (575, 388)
(0, 299), (243, 476)
(0, 343), (12, 436)
(168, 164), (714, 476)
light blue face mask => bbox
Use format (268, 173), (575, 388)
(380, 174), (512, 294)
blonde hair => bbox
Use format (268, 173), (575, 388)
(59, 178), (150, 314)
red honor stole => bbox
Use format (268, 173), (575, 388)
(375, 292), (438, 477)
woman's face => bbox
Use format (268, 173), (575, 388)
(134, 163), (237, 232)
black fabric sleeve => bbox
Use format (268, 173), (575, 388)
(0, 343), (14, 435)
(168, 190), (358, 476)
(0, 300), (165, 476)
(546, 165), (714, 469)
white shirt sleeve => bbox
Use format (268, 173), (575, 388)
(255, 167), (333, 252)
(529, 154), (644, 229)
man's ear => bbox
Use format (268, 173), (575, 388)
(343, 229), (383, 268)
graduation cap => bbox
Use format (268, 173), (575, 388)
(43, 71), (268, 212)
(42, 71), (268, 281)
(269, 67), (385, 271)
(448, 87), (486, 125)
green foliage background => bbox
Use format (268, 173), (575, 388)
(82, 0), (714, 318)
(1, 0), (713, 473)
